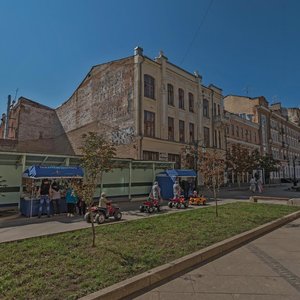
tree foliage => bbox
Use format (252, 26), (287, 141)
(198, 148), (225, 217)
(78, 132), (116, 247)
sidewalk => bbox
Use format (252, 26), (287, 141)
(132, 218), (300, 300)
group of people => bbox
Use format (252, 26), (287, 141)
(249, 177), (264, 193)
(37, 178), (86, 218)
(149, 178), (199, 201)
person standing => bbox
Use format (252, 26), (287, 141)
(66, 186), (77, 217)
(257, 178), (264, 193)
(38, 178), (51, 218)
(173, 180), (181, 199)
(150, 181), (161, 201)
(51, 180), (61, 215)
(249, 177), (256, 193)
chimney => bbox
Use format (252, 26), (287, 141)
(134, 46), (143, 56)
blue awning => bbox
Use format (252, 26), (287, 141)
(166, 169), (196, 178)
(23, 165), (84, 179)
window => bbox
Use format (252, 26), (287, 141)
(188, 93), (194, 112)
(179, 120), (185, 143)
(231, 124), (234, 136)
(144, 74), (155, 99)
(226, 125), (229, 135)
(189, 123), (195, 143)
(218, 130), (221, 149)
(168, 117), (174, 141)
(236, 126), (239, 137)
(218, 104), (220, 115)
(168, 153), (181, 169)
(167, 84), (174, 106)
(178, 88), (185, 109)
(214, 130), (217, 147)
(144, 111), (155, 137)
(213, 103), (217, 116)
(203, 99), (209, 117)
(204, 127), (210, 147)
(241, 128), (244, 138)
(143, 151), (159, 161)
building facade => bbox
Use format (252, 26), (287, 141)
(1, 47), (226, 168)
(224, 95), (300, 182)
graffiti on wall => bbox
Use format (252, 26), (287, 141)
(111, 126), (135, 145)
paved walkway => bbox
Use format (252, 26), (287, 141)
(133, 218), (300, 300)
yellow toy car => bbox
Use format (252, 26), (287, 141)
(189, 196), (207, 206)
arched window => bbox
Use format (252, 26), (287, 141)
(144, 74), (155, 99)
(178, 88), (185, 109)
(167, 84), (174, 106)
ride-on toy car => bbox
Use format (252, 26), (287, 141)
(189, 196), (207, 206)
(84, 202), (122, 224)
(139, 198), (160, 213)
(168, 196), (189, 209)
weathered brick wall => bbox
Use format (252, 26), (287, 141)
(56, 57), (138, 158)
(0, 138), (18, 151)
(15, 98), (74, 155)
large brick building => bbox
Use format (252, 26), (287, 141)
(0, 47), (227, 167)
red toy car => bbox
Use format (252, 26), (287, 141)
(139, 197), (160, 213)
(84, 202), (122, 224)
(168, 196), (189, 209)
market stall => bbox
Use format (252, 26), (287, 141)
(20, 165), (84, 217)
(156, 169), (196, 199)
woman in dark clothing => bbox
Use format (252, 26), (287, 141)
(38, 178), (51, 218)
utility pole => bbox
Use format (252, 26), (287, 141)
(4, 95), (11, 139)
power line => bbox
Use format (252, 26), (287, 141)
(180, 0), (214, 65)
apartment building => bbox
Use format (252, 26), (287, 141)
(224, 95), (300, 181)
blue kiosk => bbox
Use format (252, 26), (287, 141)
(156, 169), (196, 199)
(21, 165), (84, 217)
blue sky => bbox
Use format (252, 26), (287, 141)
(0, 0), (299, 114)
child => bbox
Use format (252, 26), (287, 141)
(192, 190), (198, 198)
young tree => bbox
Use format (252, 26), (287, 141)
(258, 154), (280, 184)
(79, 132), (116, 247)
(226, 144), (253, 186)
(198, 148), (225, 217)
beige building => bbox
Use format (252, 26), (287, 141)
(0, 47), (226, 169)
(224, 95), (300, 182)
(55, 46), (226, 165)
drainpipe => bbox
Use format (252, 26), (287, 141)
(134, 46), (144, 160)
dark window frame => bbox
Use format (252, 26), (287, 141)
(144, 110), (155, 137)
(167, 84), (174, 106)
(168, 117), (174, 141)
(203, 99), (209, 117)
(179, 120), (185, 143)
(178, 88), (185, 110)
(188, 92), (194, 112)
(144, 74), (155, 99)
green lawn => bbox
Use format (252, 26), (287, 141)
(0, 202), (299, 300)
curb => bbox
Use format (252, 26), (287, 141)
(79, 210), (300, 300)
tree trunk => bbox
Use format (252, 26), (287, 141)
(91, 215), (96, 247)
(213, 186), (218, 217)
(87, 203), (96, 247)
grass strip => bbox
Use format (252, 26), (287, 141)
(0, 202), (299, 300)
